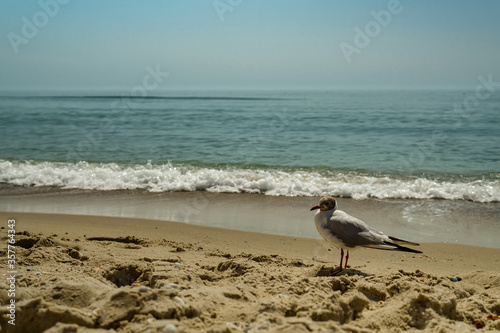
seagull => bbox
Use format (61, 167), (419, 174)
(310, 196), (422, 274)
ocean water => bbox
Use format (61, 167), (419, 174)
(1, 89), (499, 248)
(0, 90), (498, 202)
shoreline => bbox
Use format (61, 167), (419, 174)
(1, 212), (499, 332)
(1, 188), (499, 249)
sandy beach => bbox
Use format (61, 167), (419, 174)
(1, 211), (499, 333)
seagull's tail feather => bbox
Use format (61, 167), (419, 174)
(362, 242), (423, 254)
(384, 241), (423, 254)
(388, 236), (420, 247)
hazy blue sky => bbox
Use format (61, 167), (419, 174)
(1, 0), (499, 90)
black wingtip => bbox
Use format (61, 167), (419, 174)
(384, 241), (423, 254)
(388, 236), (420, 247)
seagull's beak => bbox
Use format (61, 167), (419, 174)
(310, 205), (319, 211)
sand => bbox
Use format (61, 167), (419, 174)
(1, 212), (499, 333)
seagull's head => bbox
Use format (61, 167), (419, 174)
(310, 196), (338, 212)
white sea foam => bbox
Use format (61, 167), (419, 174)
(0, 160), (498, 203)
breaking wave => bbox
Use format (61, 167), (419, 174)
(0, 160), (498, 203)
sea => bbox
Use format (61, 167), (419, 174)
(0, 89), (499, 247)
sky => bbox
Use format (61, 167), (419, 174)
(0, 0), (499, 90)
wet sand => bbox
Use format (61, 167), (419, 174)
(1, 189), (499, 248)
(1, 212), (499, 332)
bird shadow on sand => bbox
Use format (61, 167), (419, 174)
(314, 265), (371, 277)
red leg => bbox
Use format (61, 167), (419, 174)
(344, 250), (349, 269)
(330, 248), (345, 276)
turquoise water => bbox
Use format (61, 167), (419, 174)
(0, 90), (499, 202)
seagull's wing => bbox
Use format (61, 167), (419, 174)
(327, 210), (422, 253)
(326, 210), (387, 247)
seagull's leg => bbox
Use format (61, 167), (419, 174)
(344, 250), (349, 269)
(330, 248), (344, 276)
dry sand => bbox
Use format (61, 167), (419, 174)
(1, 212), (499, 333)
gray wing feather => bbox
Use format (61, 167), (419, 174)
(324, 210), (422, 253)
(326, 210), (391, 248)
